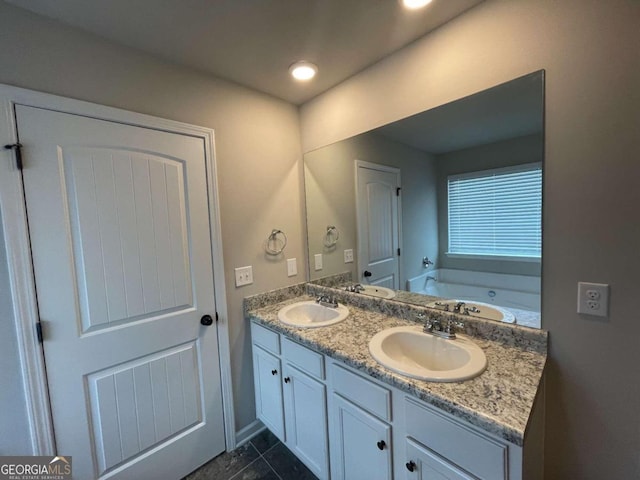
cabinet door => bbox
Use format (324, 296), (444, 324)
(330, 394), (392, 480)
(404, 438), (474, 480)
(283, 364), (329, 479)
(253, 346), (285, 441)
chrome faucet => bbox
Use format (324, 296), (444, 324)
(422, 316), (465, 340)
(453, 301), (466, 314)
(316, 294), (338, 308)
(345, 283), (365, 293)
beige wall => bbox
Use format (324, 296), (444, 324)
(0, 2), (305, 436)
(300, 1), (640, 478)
(304, 132), (438, 286)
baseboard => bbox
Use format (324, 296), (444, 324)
(234, 420), (266, 449)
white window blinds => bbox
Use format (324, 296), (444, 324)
(447, 164), (542, 258)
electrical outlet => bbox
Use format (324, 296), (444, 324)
(287, 258), (297, 277)
(344, 249), (354, 263)
(577, 282), (609, 317)
(586, 289), (600, 300)
(234, 265), (253, 287)
(314, 253), (323, 271)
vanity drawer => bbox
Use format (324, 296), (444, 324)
(282, 337), (324, 380)
(251, 322), (280, 354)
(405, 398), (507, 480)
(331, 363), (391, 422)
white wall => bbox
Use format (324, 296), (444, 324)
(300, 1), (640, 478)
(0, 1), (305, 442)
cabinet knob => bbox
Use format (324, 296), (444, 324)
(271, 369), (277, 375)
(377, 440), (386, 450)
(406, 461), (416, 472)
(363, 270), (372, 278)
(284, 377), (291, 383)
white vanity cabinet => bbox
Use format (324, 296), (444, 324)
(401, 398), (510, 480)
(328, 363), (393, 480)
(404, 438), (474, 480)
(251, 323), (329, 479)
(252, 345), (285, 440)
(250, 321), (541, 480)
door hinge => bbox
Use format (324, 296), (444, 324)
(35, 322), (43, 343)
(215, 312), (219, 322)
(396, 187), (401, 196)
(4, 143), (23, 170)
(397, 248), (401, 256)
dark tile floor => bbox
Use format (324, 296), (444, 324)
(184, 429), (318, 480)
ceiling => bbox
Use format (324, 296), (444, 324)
(374, 71), (544, 154)
(5, 0), (484, 105)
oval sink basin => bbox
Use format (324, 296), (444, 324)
(361, 285), (396, 299)
(278, 301), (349, 328)
(369, 325), (487, 382)
(425, 299), (516, 323)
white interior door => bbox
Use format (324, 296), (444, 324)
(356, 162), (401, 289)
(17, 105), (225, 479)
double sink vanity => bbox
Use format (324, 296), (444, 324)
(245, 281), (546, 480)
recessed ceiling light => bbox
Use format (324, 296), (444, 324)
(289, 61), (318, 81)
(402, 0), (433, 10)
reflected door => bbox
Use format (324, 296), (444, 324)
(17, 105), (225, 479)
(355, 162), (400, 289)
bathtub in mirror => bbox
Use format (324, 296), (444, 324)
(303, 71), (544, 328)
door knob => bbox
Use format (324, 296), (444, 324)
(200, 314), (214, 326)
(363, 270), (372, 277)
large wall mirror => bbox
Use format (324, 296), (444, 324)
(304, 71), (544, 328)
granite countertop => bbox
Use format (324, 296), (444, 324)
(247, 293), (547, 446)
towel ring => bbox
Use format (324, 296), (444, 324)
(323, 225), (339, 248)
(265, 229), (287, 255)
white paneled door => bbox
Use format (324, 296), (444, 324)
(356, 162), (401, 289)
(16, 105), (225, 479)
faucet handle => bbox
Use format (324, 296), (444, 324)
(445, 319), (465, 334)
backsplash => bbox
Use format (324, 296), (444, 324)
(308, 283), (547, 354)
(245, 280), (547, 355)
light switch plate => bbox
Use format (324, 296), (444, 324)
(287, 258), (297, 277)
(344, 249), (354, 263)
(577, 282), (609, 317)
(235, 266), (253, 287)
(314, 253), (323, 271)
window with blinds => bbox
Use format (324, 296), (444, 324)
(447, 163), (542, 259)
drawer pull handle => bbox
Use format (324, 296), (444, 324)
(406, 461), (416, 472)
(377, 440), (386, 450)
(284, 377), (291, 383)
(271, 369), (277, 375)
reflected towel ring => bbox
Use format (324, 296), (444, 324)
(265, 229), (287, 255)
(323, 225), (339, 248)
